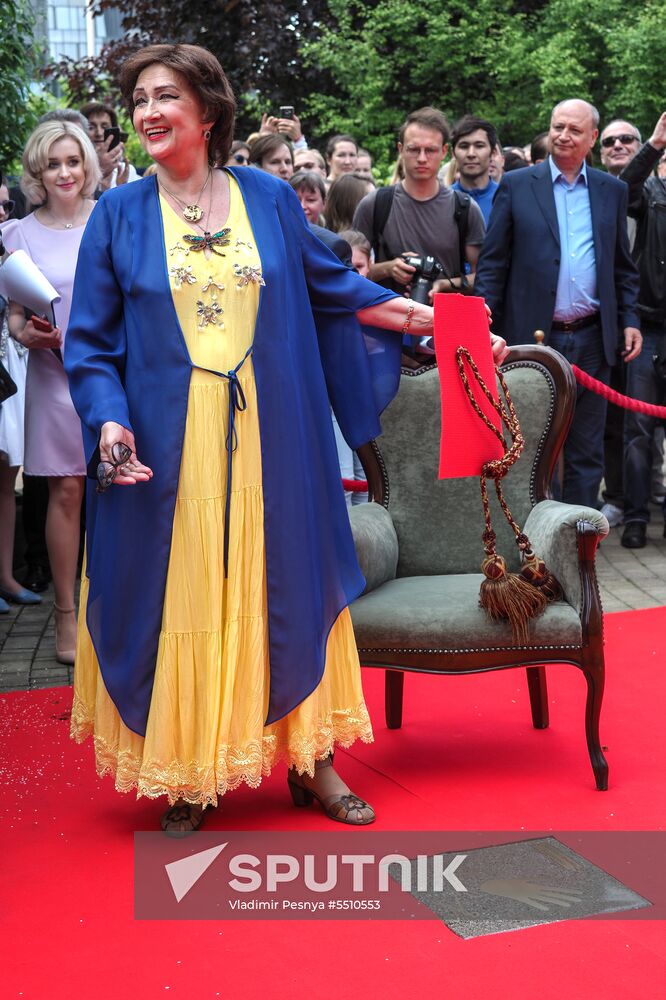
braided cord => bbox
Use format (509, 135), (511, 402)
(455, 347), (529, 557)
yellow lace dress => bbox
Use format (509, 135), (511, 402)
(70, 176), (373, 805)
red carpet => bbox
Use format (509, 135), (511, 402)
(2, 607), (665, 999)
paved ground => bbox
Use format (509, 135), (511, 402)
(1, 511), (665, 694)
(0, 586), (74, 693)
(596, 512), (666, 611)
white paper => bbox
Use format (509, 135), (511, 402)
(0, 249), (60, 320)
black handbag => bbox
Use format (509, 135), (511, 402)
(0, 360), (17, 403)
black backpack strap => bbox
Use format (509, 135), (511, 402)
(452, 189), (471, 280)
(371, 185), (470, 280)
(371, 185), (396, 261)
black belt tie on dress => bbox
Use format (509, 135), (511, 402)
(195, 343), (254, 576)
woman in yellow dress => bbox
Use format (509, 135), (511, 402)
(65, 44), (507, 835)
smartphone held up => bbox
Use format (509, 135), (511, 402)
(103, 126), (129, 151)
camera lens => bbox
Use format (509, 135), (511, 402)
(411, 278), (432, 305)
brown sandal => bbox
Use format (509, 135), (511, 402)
(288, 755), (375, 826)
(160, 801), (208, 838)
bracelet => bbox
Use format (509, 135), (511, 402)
(401, 302), (415, 336)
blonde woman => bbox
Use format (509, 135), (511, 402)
(1, 121), (100, 661)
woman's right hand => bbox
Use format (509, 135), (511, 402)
(15, 319), (63, 350)
(100, 421), (153, 485)
(260, 113), (279, 134)
(276, 114), (303, 142)
(97, 136), (124, 185)
(115, 145), (131, 186)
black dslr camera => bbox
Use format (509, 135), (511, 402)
(401, 253), (445, 305)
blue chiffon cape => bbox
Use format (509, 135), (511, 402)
(64, 167), (400, 736)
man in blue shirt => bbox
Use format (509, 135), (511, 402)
(451, 116), (500, 226)
(475, 99), (641, 508)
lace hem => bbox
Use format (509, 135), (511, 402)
(70, 692), (374, 807)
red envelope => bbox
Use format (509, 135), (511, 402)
(434, 293), (504, 479)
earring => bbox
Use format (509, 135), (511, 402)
(203, 128), (212, 141)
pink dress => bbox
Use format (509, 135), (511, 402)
(1, 215), (86, 476)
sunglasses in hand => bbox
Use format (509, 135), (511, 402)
(96, 441), (133, 493)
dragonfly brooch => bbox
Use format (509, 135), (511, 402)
(183, 228), (232, 256)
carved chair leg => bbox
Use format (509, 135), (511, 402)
(526, 666), (549, 729)
(385, 669), (404, 729)
(583, 662), (608, 791)
(576, 521), (607, 789)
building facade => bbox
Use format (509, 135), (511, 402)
(31, 0), (122, 62)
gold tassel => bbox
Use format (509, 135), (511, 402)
(519, 551), (563, 602)
(480, 555), (548, 644)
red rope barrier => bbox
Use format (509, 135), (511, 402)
(572, 365), (666, 418)
(340, 364), (666, 494)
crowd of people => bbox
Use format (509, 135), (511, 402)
(0, 40), (664, 833)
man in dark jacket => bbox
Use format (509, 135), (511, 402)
(475, 99), (641, 508)
(619, 111), (666, 548)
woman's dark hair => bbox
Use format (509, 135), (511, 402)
(119, 44), (236, 167)
(79, 101), (119, 128)
(227, 139), (251, 166)
(289, 170), (326, 201)
(530, 131), (550, 164)
(503, 149), (528, 172)
(324, 173), (367, 233)
(248, 133), (293, 168)
(325, 133), (358, 160)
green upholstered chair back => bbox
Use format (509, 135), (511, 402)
(372, 351), (566, 577)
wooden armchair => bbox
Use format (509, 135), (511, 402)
(349, 346), (609, 789)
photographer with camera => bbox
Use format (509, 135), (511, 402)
(353, 107), (485, 356)
(80, 102), (138, 193)
(353, 108), (485, 296)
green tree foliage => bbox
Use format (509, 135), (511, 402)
(44, 0), (665, 166)
(491, 0), (665, 141)
(0, 0), (43, 170)
(303, 0), (517, 169)
(302, 0), (665, 167)
(606, 0), (666, 131)
(46, 0), (339, 143)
